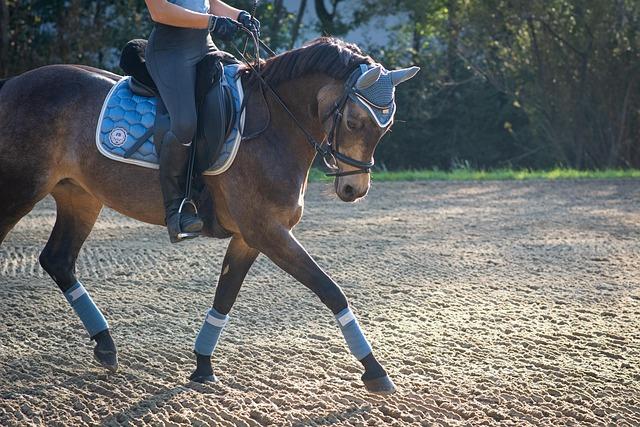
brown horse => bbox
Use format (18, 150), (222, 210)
(0, 37), (418, 394)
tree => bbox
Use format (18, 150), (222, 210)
(314, 0), (349, 36)
(2, 0), (638, 170)
(290, 0), (308, 49)
(461, 0), (640, 168)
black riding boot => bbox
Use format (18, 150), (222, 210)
(159, 131), (203, 243)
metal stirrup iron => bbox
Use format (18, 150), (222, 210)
(177, 140), (199, 240)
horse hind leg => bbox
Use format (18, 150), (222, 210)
(39, 180), (118, 372)
(0, 202), (37, 245)
(0, 176), (50, 245)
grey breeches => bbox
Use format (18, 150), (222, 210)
(145, 24), (217, 145)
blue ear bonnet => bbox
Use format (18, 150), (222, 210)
(350, 64), (396, 128)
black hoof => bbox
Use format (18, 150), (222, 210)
(189, 373), (218, 383)
(362, 374), (396, 395)
(190, 352), (217, 383)
(92, 329), (118, 372)
(94, 348), (118, 372)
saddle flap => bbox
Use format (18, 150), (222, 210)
(195, 64), (236, 173)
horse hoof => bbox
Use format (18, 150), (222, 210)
(189, 373), (218, 384)
(94, 348), (118, 373)
(362, 374), (396, 395)
(92, 329), (118, 372)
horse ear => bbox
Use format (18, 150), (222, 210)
(391, 66), (421, 86)
(355, 65), (383, 90)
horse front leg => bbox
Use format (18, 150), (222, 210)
(189, 235), (259, 382)
(253, 227), (395, 394)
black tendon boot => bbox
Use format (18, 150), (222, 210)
(159, 131), (203, 243)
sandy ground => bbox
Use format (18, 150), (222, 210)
(0, 180), (639, 426)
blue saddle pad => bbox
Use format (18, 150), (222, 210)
(95, 64), (245, 175)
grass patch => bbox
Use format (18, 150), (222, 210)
(308, 168), (640, 182)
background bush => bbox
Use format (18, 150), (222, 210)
(1, 0), (638, 170)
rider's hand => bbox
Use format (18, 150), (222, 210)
(237, 11), (261, 37)
(208, 15), (240, 41)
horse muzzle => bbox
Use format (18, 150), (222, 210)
(335, 176), (370, 202)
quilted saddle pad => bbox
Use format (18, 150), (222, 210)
(95, 63), (245, 175)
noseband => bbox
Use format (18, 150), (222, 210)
(235, 30), (376, 178)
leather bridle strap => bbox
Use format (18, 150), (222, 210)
(234, 28), (375, 177)
(326, 168), (370, 177)
(321, 72), (375, 176)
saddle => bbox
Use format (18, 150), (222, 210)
(119, 39), (239, 173)
(115, 39), (241, 238)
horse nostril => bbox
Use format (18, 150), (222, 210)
(343, 185), (355, 196)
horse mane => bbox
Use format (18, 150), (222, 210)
(246, 37), (375, 86)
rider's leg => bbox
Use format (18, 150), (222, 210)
(190, 236), (259, 382)
(158, 130), (203, 243)
(145, 25), (209, 242)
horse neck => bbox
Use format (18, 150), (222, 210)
(263, 74), (335, 173)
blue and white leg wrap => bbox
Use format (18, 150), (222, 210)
(194, 308), (229, 356)
(63, 282), (109, 338)
(335, 307), (372, 360)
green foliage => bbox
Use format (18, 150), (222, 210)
(459, 0), (640, 168)
(351, 0), (640, 170)
(1, 0), (638, 171)
(0, 0), (298, 74)
(225, 1), (300, 50)
(1, 1), (152, 74)
(309, 168), (640, 182)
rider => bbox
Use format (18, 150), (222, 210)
(144, 0), (259, 243)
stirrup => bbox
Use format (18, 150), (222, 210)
(178, 197), (198, 217)
(175, 198), (200, 241)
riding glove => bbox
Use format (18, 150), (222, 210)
(237, 11), (261, 37)
(208, 15), (240, 41)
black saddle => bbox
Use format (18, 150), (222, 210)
(119, 39), (238, 173)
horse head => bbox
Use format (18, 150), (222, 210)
(252, 37), (420, 202)
(317, 63), (420, 202)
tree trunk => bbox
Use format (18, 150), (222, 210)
(290, 0), (308, 49)
(412, 22), (422, 63)
(446, 0), (459, 80)
(315, 0), (342, 35)
(273, 0), (285, 27)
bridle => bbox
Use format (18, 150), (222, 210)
(234, 27), (376, 178)
(320, 69), (378, 177)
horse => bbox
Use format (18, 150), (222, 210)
(0, 37), (418, 394)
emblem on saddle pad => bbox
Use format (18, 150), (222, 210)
(109, 127), (128, 147)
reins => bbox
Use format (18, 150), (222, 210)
(232, 26), (374, 177)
